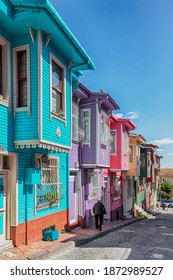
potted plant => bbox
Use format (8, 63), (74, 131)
(43, 225), (59, 241)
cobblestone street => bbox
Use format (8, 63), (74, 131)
(50, 209), (173, 260)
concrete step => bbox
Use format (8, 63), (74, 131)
(0, 240), (13, 252)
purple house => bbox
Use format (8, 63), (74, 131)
(70, 83), (119, 227)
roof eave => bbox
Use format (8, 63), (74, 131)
(8, 0), (95, 71)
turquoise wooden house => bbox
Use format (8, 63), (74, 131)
(0, 0), (95, 247)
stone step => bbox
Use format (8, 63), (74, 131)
(0, 240), (13, 252)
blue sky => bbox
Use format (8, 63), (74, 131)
(51, 0), (173, 168)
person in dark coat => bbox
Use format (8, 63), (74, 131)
(93, 199), (107, 231)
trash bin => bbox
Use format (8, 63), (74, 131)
(84, 209), (92, 228)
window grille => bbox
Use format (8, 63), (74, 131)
(35, 157), (64, 210)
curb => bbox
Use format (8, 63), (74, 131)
(75, 217), (145, 246)
(27, 241), (75, 260)
(26, 217), (145, 260)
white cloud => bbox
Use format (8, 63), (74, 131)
(167, 153), (173, 156)
(113, 113), (124, 118)
(113, 111), (138, 120)
(151, 138), (173, 146)
(127, 112), (138, 120)
(157, 149), (164, 152)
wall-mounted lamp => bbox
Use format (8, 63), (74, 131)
(29, 28), (35, 43)
(45, 35), (51, 47)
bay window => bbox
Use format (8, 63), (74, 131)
(51, 54), (66, 120)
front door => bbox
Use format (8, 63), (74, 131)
(70, 176), (78, 225)
(0, 176), (6, 242)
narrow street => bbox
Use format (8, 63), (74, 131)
(50, 209), (173, 260)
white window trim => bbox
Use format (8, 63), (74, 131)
(81, 108), (91, 146)
(124, 131), (129, 156)
(0, 35), (10, 109)
(13, 44), (30, 116)
(72, 102), (79, 142)
(101, 111), (109, 146)
(110, 129), (117, 154)
(87, 170), (100, 200)
(34, 154), (60, 213)
(50, 53), (66, 123)
(129, 144), (134, 163)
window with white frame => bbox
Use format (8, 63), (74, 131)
(35, 155), (61, 210)
(0, 36), (10, 104)
(112, 176), (121, 200)
(124, 131), (129, 155)
(51, 54), (66, 119)
(13, 45), (30, 109)
(110, 130), (117, 154)
(72, 102), (78, 142)
(81, 108), (91, 144)
(101, 113), (108, 146)
(88, 171), (100, 199)
(129, 144), (134, 163)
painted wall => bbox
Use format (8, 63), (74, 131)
(17, 148), (69, 225)
(70, 143), (79, 169)
(0, 105), (8, 151)
(126, 137), (139, 176)
(42, 41), (71, 147)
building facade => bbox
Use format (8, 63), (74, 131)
(0, 0), (95, 246)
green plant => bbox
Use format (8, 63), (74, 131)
(160, 181), (173, 194)
(45, 191), (60, 202)
(158, 190), (169, 200)
(137, 212), (143, 217)
(46, 236), (51, 241)
(61, 229), (66, 234)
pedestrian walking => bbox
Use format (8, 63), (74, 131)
(93, 199), (106, 231)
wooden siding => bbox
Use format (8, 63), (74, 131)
(41, 42), (71, 147)
(0, 0), (14, 18)
(70, 143), (79, 169)
(0, 105), (8, 150)
(12, 34), (39, 141)
(18, 149), (69, 225)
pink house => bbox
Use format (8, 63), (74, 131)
(105, 116), (136, 221)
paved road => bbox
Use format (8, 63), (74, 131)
(50, 209), (173, 260)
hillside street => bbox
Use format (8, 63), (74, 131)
(50, 209), (173, 260)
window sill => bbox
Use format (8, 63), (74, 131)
(15, 107), (28, 112)
(51, 112), (66, 122)
(0, 97), (9, 107)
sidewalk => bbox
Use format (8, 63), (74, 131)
(0, 216), (153, 260)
